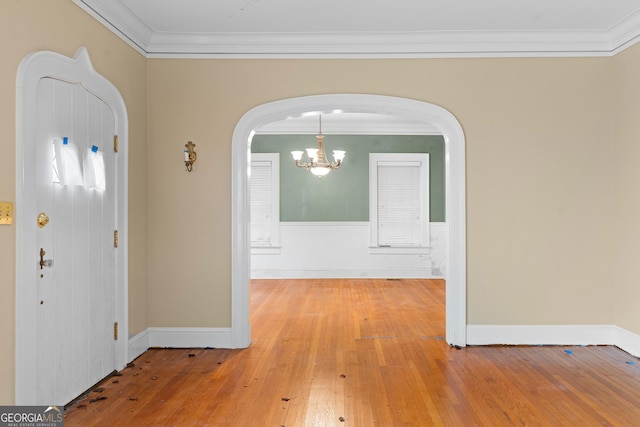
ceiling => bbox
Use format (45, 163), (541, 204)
(73, 0), (640, 58)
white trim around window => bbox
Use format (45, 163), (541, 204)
(250, 153), (280, 253)
(369, 153), (430, 254)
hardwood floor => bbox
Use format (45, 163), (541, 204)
(64, 279), (640, 426)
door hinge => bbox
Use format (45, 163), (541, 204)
(114, 135), (119, 153)
(114, 322), (119, 340)
(114, 230), (118, 248)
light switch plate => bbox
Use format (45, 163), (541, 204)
(0, 202), (14, 225)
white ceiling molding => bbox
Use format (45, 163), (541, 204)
(72, 0), (152, 56)
(146, 31), (617, 59)
(72, 0), (640, 58)
(608, 8), (640, 54)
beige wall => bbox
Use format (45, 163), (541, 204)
(147, 57), (616, 328)
(0, 0), (148, 403)
(4, 0), (639, 407)
(613, 43), (640, 332)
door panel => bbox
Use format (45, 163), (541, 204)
(34, 76), (56, 404)
(34, 77), (116, 405)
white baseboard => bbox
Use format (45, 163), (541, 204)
(129, 327), (233, 359)
(466, 324), (614, 346)
(251, 269), (440, 279)
(613, 326), (640, 357)
(148, 327), (233, 348)
(127, 329), (150, 362)
(467, 324), (640, 357)
(128, 325), (640, 361)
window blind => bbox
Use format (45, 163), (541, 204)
(377, 161), (422, 246)
(250, 161), (273, 247)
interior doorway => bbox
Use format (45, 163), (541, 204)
(231, 94), (466, 348)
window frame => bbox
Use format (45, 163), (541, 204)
(250, 153), (280, 254)
(369, 153), (430, 254)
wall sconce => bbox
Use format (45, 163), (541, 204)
(184, 141), (197, 172)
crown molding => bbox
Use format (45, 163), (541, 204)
(73, 0), (640, 59)
(146, 30), (615, 59)
(608, 8), (640, 54)
(72, 0), (152, 55)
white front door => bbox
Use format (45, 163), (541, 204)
(33, 77), (117, 405)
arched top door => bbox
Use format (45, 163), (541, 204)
(16, 47), (129, 404)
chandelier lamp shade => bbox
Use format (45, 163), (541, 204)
(291, 115), (345, 177)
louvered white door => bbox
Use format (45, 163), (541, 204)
(33, 77), (116, 405)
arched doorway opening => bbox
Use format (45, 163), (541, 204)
(231, 94), (466, 348)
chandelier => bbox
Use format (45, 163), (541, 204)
(290, 115), (345, 177)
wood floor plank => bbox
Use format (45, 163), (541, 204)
(64, 279), (640, 426)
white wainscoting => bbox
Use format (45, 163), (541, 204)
(251, 222), (447, 279)
(467, 324), (640, 357)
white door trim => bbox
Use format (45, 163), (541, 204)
(15, 47), (129, 404)
(231, 94), (466, 347)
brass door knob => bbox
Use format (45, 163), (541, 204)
(37, 212), (49, 228)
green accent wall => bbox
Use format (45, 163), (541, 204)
(251, 134), (445, 222)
